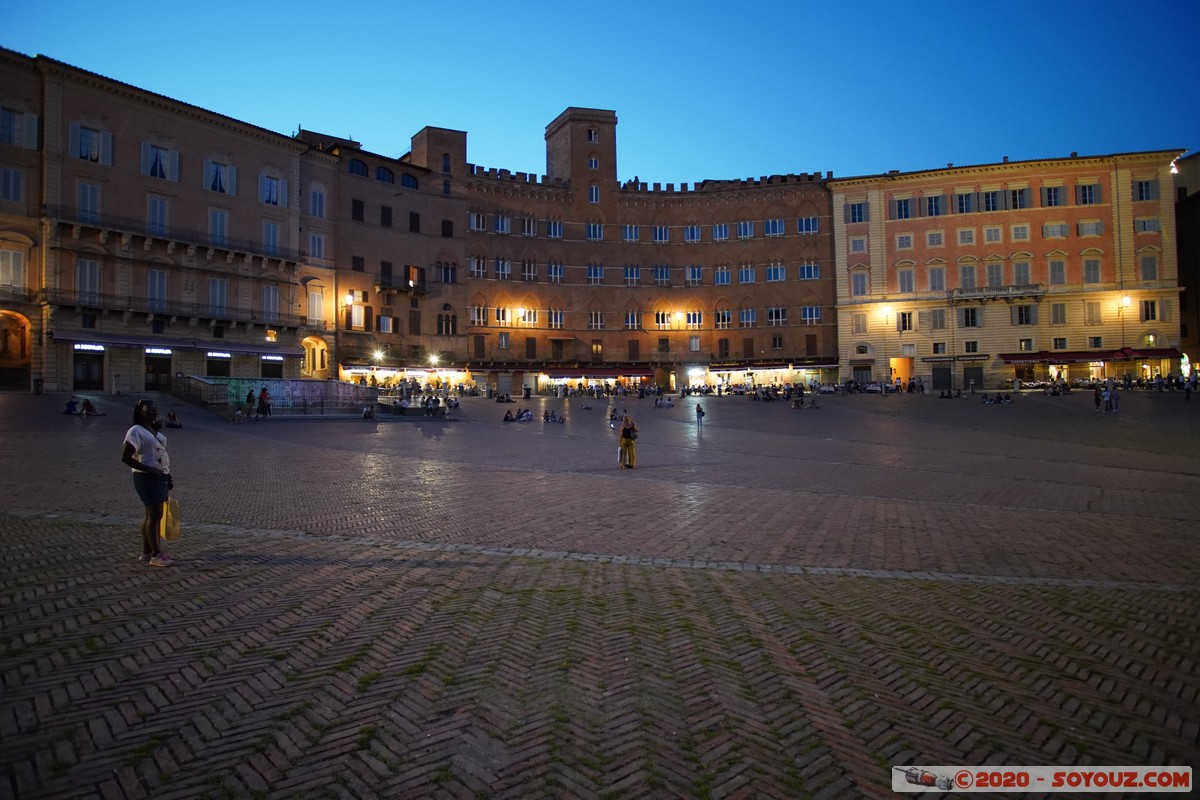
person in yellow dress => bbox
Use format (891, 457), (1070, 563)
(619, 414), (638, 469)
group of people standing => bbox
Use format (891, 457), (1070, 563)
(1095, 385), (1121, 412)
(246, 387), (271, 420)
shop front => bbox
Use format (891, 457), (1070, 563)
(540, 366), (654, 396)
(708, 360), (839, 393)
(72, 343), (105, 390)
(922, 356), (957, 392)
(144, 347), (173, 390)
(57, 333), (302, 393)
(1000, 347), (1185, 387)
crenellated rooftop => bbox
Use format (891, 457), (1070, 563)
(464, 165), (834, 193)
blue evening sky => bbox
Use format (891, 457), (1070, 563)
(6, 0), (1198, 183)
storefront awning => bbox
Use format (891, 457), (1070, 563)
(1113, 347), (1184, 360)
(1001, 350), (1111, 364)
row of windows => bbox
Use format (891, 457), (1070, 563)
(851, 300), (1167, 335)
(869, 336), (1117, 356)
(65, 123), (301, 209)
(849, 255), (1160, 296)
(64, 257), (288, 318)
(62, 181), (296, 258)
(848, 218), (1159, 253)
(843, 180), (1159, 223)
(481, 331), (797, 354)
(346, 158), (422, 188)
(467, 215), (822, 241)
(464, 306), (824, 330)
(462, 258), (823, 285)
(349, 200), (452, 236)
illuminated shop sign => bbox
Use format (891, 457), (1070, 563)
(73, 344), (105, 352)
(206, 351), (231, 359)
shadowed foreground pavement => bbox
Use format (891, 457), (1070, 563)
(2, 389), (1198, 798)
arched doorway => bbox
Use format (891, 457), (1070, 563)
(0, 310), (32, 390)
(301, 335), (330, 379)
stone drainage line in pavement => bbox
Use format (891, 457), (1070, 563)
(8, 508), (1195, 594)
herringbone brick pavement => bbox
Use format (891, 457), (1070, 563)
(1, 390), (1197, 799)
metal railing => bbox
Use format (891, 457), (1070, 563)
(173, 375), (378, 416)
(41, 288), (307, 329)
(45, 204), (303, 263)
(0, 285), (36, 303)
(947, 284), (1045, 302)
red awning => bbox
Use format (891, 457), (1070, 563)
(1113, 347), (1184, 360)
(1000, 350), (1110, 364)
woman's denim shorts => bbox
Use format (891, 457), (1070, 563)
(133, 472), (169, 507)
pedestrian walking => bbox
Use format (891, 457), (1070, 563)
(120, 399), (175, 567)
(695, 403), (705, 428)
(246, 389), (255, 420)
(257, 386), (271, 419)
(618, 414), (638, 469)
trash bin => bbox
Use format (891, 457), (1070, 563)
(33, 377), (43, 395)
(487, 387), (494, 399)
(523, 386), (531, 400)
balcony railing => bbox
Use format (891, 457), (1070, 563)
(374, 275), (428, 295)
(0, 285), (36, 303)
(45, 205), (303, 264)
(41, 288), (306, 329)
(947, 283), (1045, 302)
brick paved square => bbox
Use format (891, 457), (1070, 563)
(1, 391), (1197, 798)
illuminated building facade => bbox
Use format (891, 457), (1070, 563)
(830, 152), (1183, 391)
(0, 48), (1185, 396)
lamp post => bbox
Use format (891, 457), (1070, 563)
(1118, 294), (1132, 385)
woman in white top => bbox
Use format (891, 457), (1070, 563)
(121, 399), (175, 567)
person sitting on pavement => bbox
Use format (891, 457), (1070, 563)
(81, 398), (105, 416)
(63, 397), (81, 415)
(165, 410), (181, 427)
(503, 410), (515, 422)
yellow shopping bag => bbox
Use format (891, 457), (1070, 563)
(160, 497), (181, 541)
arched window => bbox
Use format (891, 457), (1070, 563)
(348, 159), (367, 176)
(401, 174), (419, 190)
(438, 304), (457, 336)
(375, 166), (394, 183)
